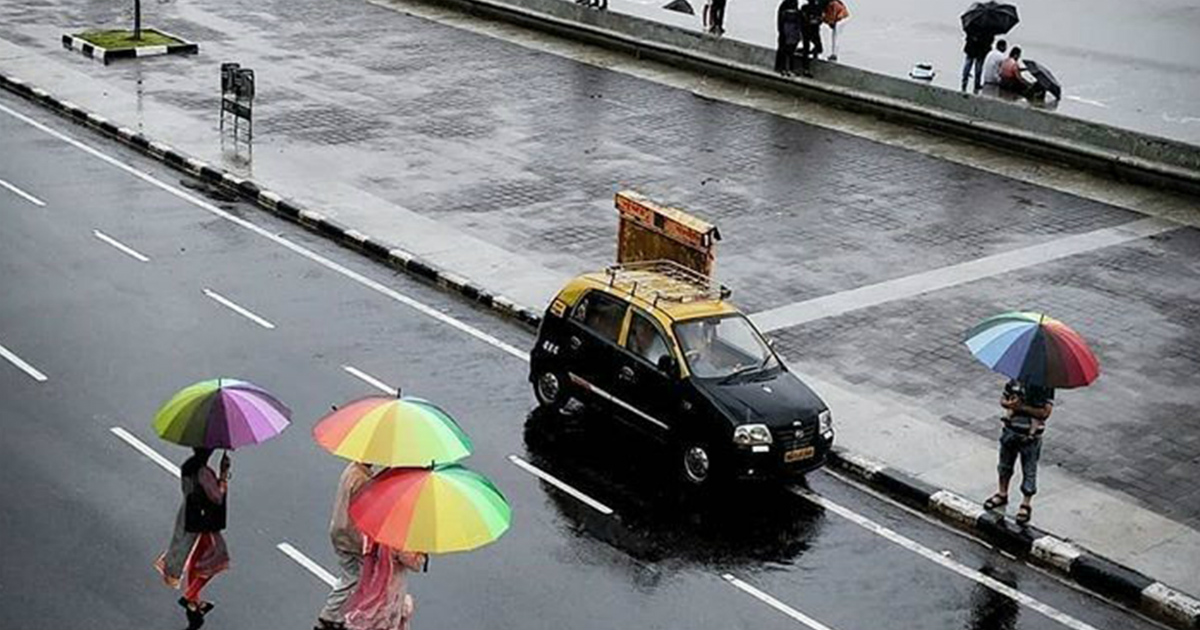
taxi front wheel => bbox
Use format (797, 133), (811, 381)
(533, 370), (569, 412)
(680, 443), (714, 486)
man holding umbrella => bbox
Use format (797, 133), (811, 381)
(986, 380), (1053, 523)
(964, 312), (1101, 525)
(960, 2), (1019, 92)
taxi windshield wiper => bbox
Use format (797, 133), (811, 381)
(721, 359), (767, 384)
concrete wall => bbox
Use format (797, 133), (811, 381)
(417, 0), (1200, 195)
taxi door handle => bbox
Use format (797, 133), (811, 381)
(569, 336), (582, 351)
(618, 366), (636, 383)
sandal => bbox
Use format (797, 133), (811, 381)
(1016, 504), (1032, 524)
(983, 493), (1008, 510)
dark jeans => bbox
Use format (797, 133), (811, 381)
(709, 0), (726, 31)
(997, 425), (1043, 497)
(775, 38), (799, 73)
(962, 55), (985, 91)
(799, 26), (822, 71)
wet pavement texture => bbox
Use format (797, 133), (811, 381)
(0, 98), (1165, 630)
(2, 0), (1199, 589)
(773, 227), (1200, 527)
(0, 0), (1146, 308)
(611, 0), (1200, 144)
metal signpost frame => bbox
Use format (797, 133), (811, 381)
(219, 62), (255, 143)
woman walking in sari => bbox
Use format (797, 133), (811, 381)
(155, 447), (231, 630)
(344, 541), (426, 630)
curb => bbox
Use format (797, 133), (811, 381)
(0, 71), (544, 331)
(827, 447), (1200, 630)
(61, 30), (199, 65)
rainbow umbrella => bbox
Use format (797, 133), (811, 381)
(964, 311), (1100, 388)
(154, 378), (291, 449)
(350, 464), (511, 553)
(313, 396), (472, 467)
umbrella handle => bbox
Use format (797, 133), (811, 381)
(423, 554), (429, 573)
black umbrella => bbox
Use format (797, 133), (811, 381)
(663, 0), (695, 14)
(961, 2), (1019, 35)
(1023, 60), (1061, 100)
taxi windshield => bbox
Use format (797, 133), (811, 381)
(675, 314), (775, 379)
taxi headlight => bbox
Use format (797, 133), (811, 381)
(818, 410), (834, 436)
(733, 424), (773, 446)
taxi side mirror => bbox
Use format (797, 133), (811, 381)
(657, 354), (679, 377)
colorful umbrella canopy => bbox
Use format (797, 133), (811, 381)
(964, 311), (1100, 389)
(154, 378), (291, 449)
(313, 396), (472, 467)
(350, 464), (511, 553)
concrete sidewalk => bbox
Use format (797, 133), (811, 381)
(2, 0), (1198, 599)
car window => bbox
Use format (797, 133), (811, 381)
(626, 311), (672, 368)
(571, 291), (626, 342)
(675, 315), (774, 379)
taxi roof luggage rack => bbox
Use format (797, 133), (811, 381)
(604, 260), (731, 307)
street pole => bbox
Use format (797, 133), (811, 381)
(134, 0), (141, 40)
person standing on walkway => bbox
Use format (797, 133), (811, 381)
(822, 0), (848, 61)
(798, 0), (825, 76)
(982, 39), (1007, 86)
(156, 448), (231, 630)
(984, 380), (1054, 524)
(316, 461), (375, 630)
(704, 0), (728, 36)
(774, 0), (803, 77)
(961, 30), (994, 91)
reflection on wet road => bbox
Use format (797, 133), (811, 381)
(521, 406), (1157, 630)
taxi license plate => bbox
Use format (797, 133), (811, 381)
(784, 446), (815, 463)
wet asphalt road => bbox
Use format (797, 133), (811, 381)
(0, 92), (1163, 630)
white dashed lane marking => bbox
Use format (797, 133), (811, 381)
(93, 229), (150, 262)
(0, 176), (46, 207)
(342, 365), (398, 395)
(0, 342), (48, 382)
(203, 288), (277, 330)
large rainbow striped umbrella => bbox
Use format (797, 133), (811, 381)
(313, 396), (472, 467)
(350, 464), (511, 553)
(154, 378), (291, 449)
(964, 311), (1100, 389)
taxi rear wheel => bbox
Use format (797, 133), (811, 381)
(533, 370), (568, 412)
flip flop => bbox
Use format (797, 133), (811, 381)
(983, 493), (1008, 510)
(1016, 504), (1032, 524)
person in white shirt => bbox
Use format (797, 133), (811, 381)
(982, 39), (1008, 86)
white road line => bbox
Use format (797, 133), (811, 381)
(277, 542), (338, 587)
(0, 102), (530, 363)
(109, 426), (180, 477)
(93, 229), (150, 262)
(508, 454), (614, 515)
(723, 574), (838, 630)
(0, 342), (48, 382)
(203, 288), (276, 330)
(342, 365), (398, 395)
(790, 487), (1101, 630)
(0, 177), (46, 206)
(752, 217), (1178, 332)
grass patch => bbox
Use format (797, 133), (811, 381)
(75, 29), (181, 50)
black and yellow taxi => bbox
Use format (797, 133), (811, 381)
(528, 260), (833, 486)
